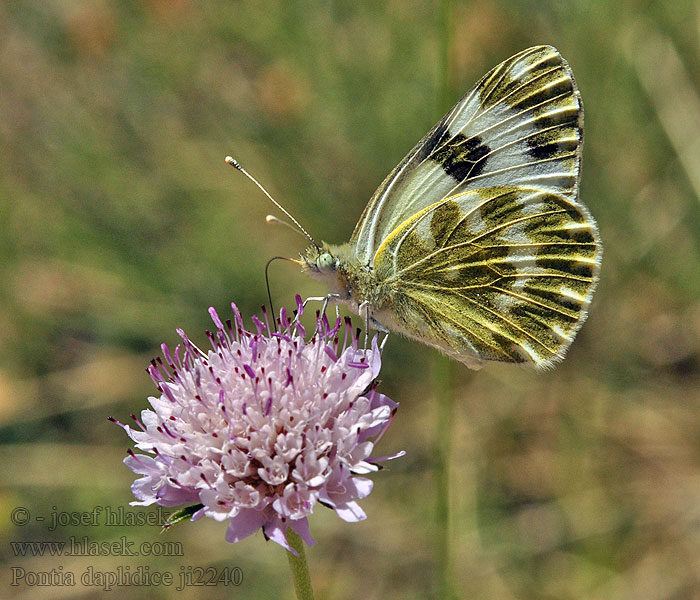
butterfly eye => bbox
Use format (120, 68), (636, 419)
(316, 252), (336, 273)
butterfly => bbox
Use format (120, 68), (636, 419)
(230, 46), (601, 369)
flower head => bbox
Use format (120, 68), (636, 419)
(113, 296), (400, 552)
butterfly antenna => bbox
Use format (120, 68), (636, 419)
(225, 156), (320, 251)
(265, 214), (314, 240)
(265, 256), (279, 318)
(264, 256), (304, 319)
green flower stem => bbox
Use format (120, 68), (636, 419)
(433, 353), (455, 600)
(286, 528), (315, 600)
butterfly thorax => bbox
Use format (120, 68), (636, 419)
(303, 243), (392, 316)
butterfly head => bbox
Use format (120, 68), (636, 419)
(302, 243), (359, 302)
(303, 244), (337, 276)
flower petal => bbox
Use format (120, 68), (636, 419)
(334, 501), (367, 522)
(263, 516), (294, 553)
(289, 517), (316, 547)
(225, 509), (266, 543)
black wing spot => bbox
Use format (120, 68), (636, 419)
(527, 129), (579, 161)
(529, 141), (563, 160)
(416, 121), (450, 163)
(432, 134), (490, 182)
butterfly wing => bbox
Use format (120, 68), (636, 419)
(372, 187), (599, 368)
(351, 45), (585, 264)
(353, 46), (600, 367)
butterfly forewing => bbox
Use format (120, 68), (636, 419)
(351, 46), (584, 266)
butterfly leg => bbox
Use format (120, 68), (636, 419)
(321, 294), (342, 323)
(302, 294), (341, 314)
(302, 295), (330, 308)
(358, 301), (371, 348)
(369, 317), (389, 333)
(370, 317), (391, 351)
(358, 301), (391, 348)
(298, 295), (343, 330)
(379, 329), (390, 351)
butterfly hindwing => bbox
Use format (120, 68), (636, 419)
(351, 45), (584, 266)
(372, 186), (599, 367)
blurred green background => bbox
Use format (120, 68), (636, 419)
(2, 1), (700, 598)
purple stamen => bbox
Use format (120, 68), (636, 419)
(161, 423), (178, 439)
(161, 343), (175, 368)
(107, 416), (124, 428)
(160, 383), (177, 403)
(130, 413), (146, 430)
(209, 307), (224, 330)
(230, 302), (244, 331)
(251, 315), (265, 335)
(324, 345), (338, 363)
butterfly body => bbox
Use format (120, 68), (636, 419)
(304, 241), (487, 366)
(302, 46), (601, 369)
(304, 242), (390, 321)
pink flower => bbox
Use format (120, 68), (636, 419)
(112, 296), (400, 552)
